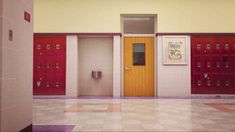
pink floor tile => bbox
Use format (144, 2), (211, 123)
(205, 103), (235, 112)
(65, 103), (121, 112)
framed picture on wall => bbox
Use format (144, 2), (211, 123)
(162, 35), (188, 65)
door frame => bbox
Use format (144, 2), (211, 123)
(121, 14), (158, 96)
(122, 35), (157, 96)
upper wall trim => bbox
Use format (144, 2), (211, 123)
(35, 32), (235, 37)
(156, 32), (235, 36)
(34, 32), (122, 36)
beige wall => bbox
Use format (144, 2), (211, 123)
(34, 0), (235, 33)
(0, 0), (33, 131)
(78, 37), (113, 96)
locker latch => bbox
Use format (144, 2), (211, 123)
(206, 62), (211, 68)
(206, 43), (211, 49)
(197, 62), (201, 68)
(216, 62), (220, 68)
(216, 43), (220, 49)
(36, 81), (41, 87)
(204, 73), (209, 79)
(207, 80), (211, 86)
(37, 44), (41, 49)
(225, 81), (230, 87)
(197, 80), (202, 86)
(225, 43), (229, 50)
(216, 80), (221, 87)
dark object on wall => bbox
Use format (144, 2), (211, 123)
(9, 29), (13, 41)
(24, 11), (31, 23)
(92, 70), (102, 79)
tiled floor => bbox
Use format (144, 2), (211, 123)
(33, 97), (235, 131)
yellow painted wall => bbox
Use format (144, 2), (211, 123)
(34, 0), (235, 33)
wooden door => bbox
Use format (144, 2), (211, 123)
(124, 37), (154, 96)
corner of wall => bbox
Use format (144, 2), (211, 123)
(0, 0), (3, 130)
(113, 35), (121, 97)
(66, 35), (78, 97)
(0, 0), (33, 131)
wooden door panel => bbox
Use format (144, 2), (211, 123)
(124, 37), (154, 96)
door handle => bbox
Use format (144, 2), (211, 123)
(124, 66), (131, 71)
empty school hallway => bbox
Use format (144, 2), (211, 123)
(1, 0), (235, 131)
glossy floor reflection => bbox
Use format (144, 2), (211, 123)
(33, 97), (235, 131)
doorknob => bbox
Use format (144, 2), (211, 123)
(124, 66), (131, 71)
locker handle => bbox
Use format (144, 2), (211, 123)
(204, 73), (209, 79)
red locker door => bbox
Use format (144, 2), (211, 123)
(55, 72), (65, 94)
(201, 36), (214, 93)
(55, 55), (66, 73)
(213, 36), (224, 54)
(222, 56), (232, 73)
(191, 74), (203, 93)
(221, 36), (232, 55)
(232, 42), (235, 55)
(201, 36), (214, 55)
(212, 73), (223, 94)
(203, 56), (212, 73)
(45, 38), (55, 56)
(191, 35), (235, 94)
(33, 74), (46, 92)
(54, 38), (66, 55)
(191, 36), (203, 55)
(34, 56), (45, 74)
(232, 74), (235, 92)
(212, 56), (222, 73)
(34, 37), (46, 56)
(231, 56), (235, 73)
(45, 56), (55, 78)
(54, 55), (66, 95)
(33, 35), (66, 95)
(202, 72), (213, 91)
(192, 56), (203, 73)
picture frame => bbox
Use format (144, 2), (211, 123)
(162, 35), (188, 65)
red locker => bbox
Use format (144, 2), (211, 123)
(45, 39), (55, 56)
(33, 35), (66, 95)
(34, 37), (46, 56)
(192, 38), (203, 55)
(221, 37), (232, 55)
(54, 40), (66, 55)
(212, 56), (222, 73)
(203, 56), (212, 73)
(192, 74), (203, 89)
(33, 73), (45, 90)
(232, 43), (235, 55)
(202, 37), (214, 55)
(191, 35), (235, 94)
(192, 56), (203, 73)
